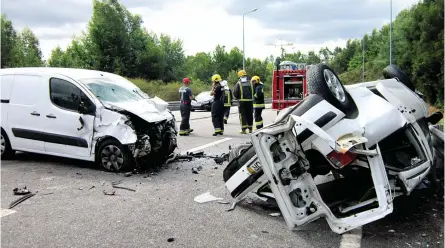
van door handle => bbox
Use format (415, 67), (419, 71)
(46, 114), (56, 119)
(30, 111), (40, 116)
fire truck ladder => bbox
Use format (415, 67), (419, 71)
(266, 39), (295, 58)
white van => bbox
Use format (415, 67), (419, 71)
(0, 67), (177, 171)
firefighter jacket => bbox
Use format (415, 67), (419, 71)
(253, 82), (265, 108)
(179, 86), (192, 105)
(233, 77), (253, 101)
(223, 88), (233, 107)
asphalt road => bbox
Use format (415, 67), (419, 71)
(1, 106), (443, 248)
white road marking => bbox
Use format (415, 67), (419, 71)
(339, 227), (362, 248)
(1, 208), (17, 218)
(186, 138), (232, 154)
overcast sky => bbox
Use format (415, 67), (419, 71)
(2, 0), (419, 60)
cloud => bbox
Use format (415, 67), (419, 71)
(1, 0), (420, 61)
(224, 0), (419, 44)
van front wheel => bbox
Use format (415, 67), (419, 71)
(1, 130), (15, 160)
(96, 139), (130, 172)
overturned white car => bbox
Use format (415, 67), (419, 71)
(223, 63), (444, 234)
(0, 68), (177, 172)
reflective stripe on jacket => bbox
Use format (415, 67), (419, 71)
(235, 79), (253, 101)
(253, 82), (265, 108)
(224, 89), (233, 107)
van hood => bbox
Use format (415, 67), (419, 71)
(104, 96), (174, 123)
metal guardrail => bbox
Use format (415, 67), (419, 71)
(167, 98), (272, 111)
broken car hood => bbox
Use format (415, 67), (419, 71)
(105, 96), (174, 123)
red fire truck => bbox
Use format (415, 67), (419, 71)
(271, 59), (312, 111)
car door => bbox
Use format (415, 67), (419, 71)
(5, 74), (46, 152)
(42, 76), (96, 158)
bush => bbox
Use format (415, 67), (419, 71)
(129, 78), (211, 101)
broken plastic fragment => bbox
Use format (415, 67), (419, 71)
(13, 186), (30, 195)
(269, 213), (281, 217)
(194, 192), (223, 203)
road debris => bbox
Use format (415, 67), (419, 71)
(89, 186), (96, 190)
(388, 230), (395, 233)
(103, 190), (116, 196)
(9, 192), (37, 209)
(78, 187), (83, 190)
(112, 185), (136, 192)
(167, 238), (175, 242)
(13, 186), (30, 195)
(217, 200), (230, 204)
(192, 166), (202, 174)
(194, 192), (223, 203)
(124, 172), (132, 177)
(226, 202), (237, 212)
(164, 151), (229, 165)
(269, 213), (281, 217)
(111, 181), (136, 192)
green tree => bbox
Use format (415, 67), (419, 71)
(1, 14), (19, 68)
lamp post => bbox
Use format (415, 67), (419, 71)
(362, 39), (365, 81)
(243, 8), (258, 70)
(389, 0), (393, 65)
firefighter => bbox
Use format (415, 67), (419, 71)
(233, 69), (254, 134)
(251, 75), (265, 129)
(220, 80), (233, 124)
(178, 77), (194, 136)
(210, 74), (225, 136)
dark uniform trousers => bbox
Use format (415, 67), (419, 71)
(180, 104), (191, 134)
(239, 101), (253, 130)
(254, 107), (263, 129)
(212, 100), (224, 133)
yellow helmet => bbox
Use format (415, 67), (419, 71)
(211, 74), (222, 82)
(237, 70), (247, 77)
(251, 75), (260, 82)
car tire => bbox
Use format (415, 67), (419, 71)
(96, 139), (131, 172)
(382, 64), (415, 91)
(307, 63), (354, 113)
(1, 130), (15, 160)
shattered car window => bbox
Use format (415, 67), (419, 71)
(82, 79), (145, 103)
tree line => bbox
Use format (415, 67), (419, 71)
(1, 0), (443, 106)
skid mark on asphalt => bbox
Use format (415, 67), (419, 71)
(186, 138), (232, 153)
(1, 208), (17, 218)
(339, 227), (362, 248)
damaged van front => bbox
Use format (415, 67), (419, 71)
(81, 76), (178, 171)
(0, 68), (177, 172)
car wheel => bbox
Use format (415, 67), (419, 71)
(382, 64), (415, 91)
(307, 63), (354, 113)
(1, 130), (15, 160)
(96, 139), (131, 172)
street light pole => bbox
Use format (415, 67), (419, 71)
(389, 0), (392, 65)
(242, 8), (258, 70)
(362, 39), (365, 81)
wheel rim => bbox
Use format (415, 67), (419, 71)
(101, 145), (124, 171)
(323, 69), (346, 103)
(1, 134), (5, 155)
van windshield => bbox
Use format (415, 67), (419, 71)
(81, 79), (149, 103)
